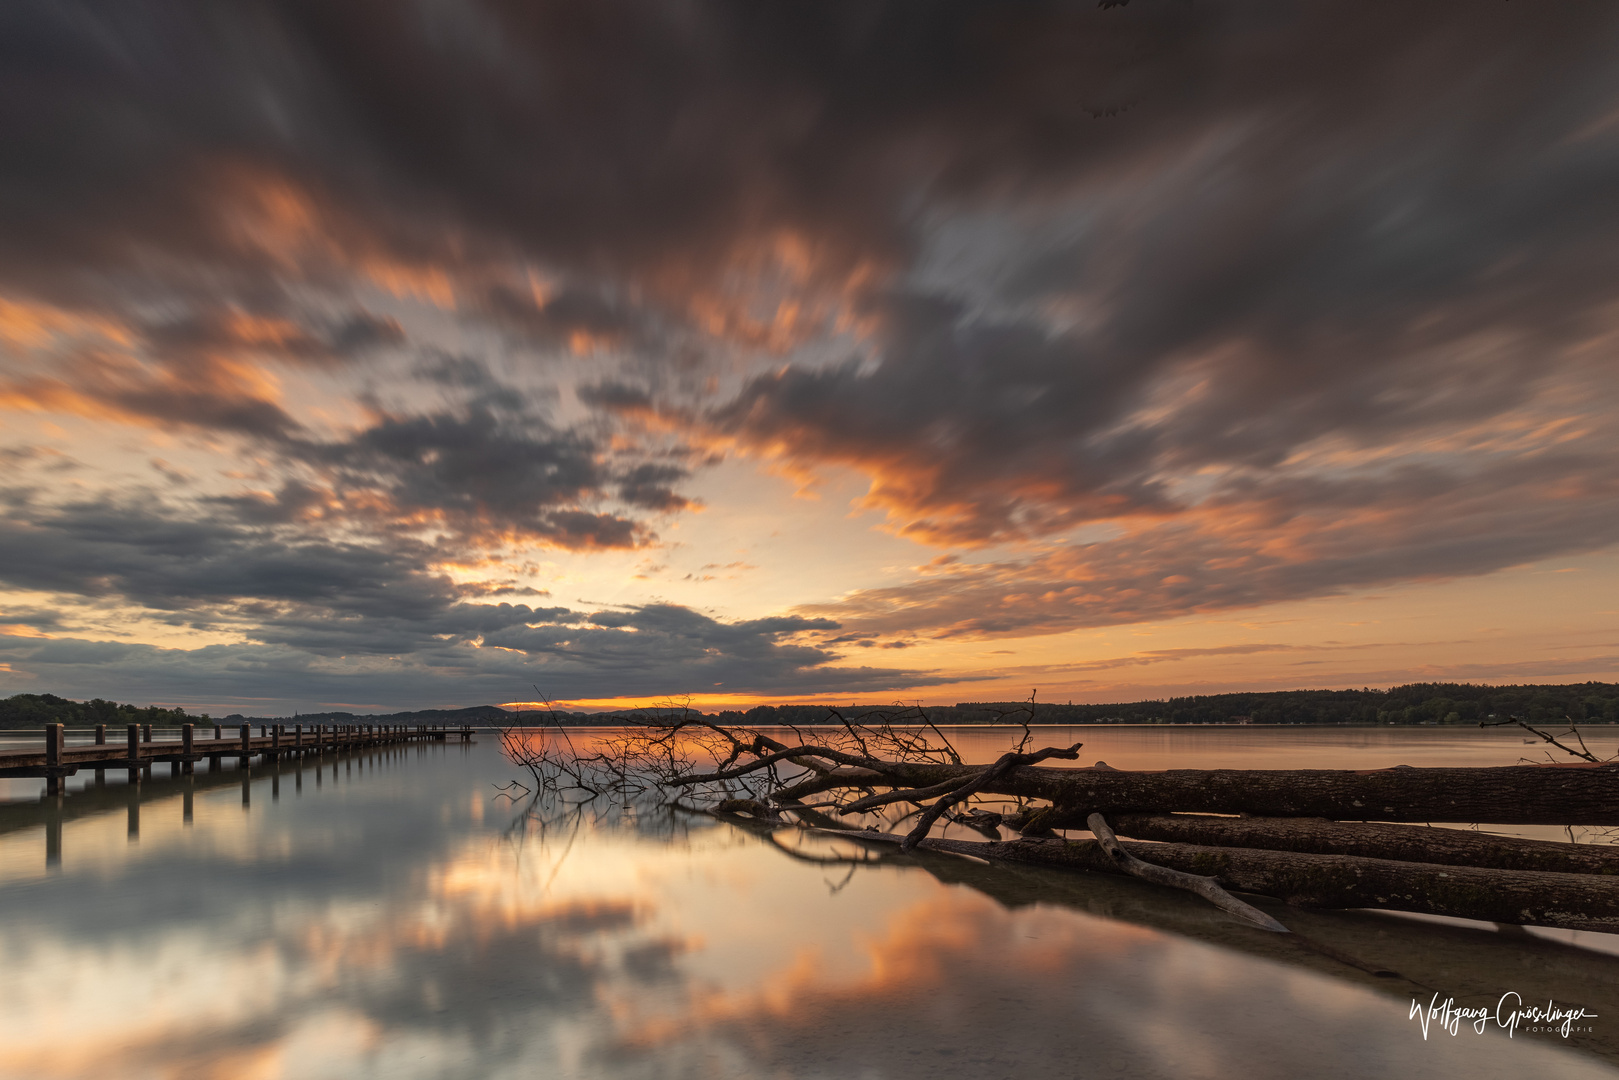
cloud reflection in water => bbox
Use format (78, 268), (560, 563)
(0, 742), (1611, 1079)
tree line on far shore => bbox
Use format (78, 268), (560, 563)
(602, 682), (1619, 727)
(0, 693), (203, 730)
(4, 682), (1617, 729)
(0, 695), (508, 730)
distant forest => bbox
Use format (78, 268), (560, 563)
(561, 682), (1619, 727)
(0, 695), (508, 730)
(0, 693), (200, 730)
(4, 683), (1617, 729)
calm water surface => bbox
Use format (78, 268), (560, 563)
(1, 726), (1615, 1079)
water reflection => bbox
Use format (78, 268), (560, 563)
(0, 733), (1613, 1079)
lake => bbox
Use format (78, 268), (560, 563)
(0, 725), (1615, 1079)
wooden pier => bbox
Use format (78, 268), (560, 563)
(1, 722), (474, 793)
(5, 730), (480, 870)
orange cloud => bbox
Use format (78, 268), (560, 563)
(653, 228), (884, 354)
(0, 297), (133, 351)
(211, 162), (461, 310)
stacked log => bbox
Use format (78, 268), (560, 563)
(783, 760), (1619, 824)
(791, 761), (1619, 933)
(897, 833), (1619, 933)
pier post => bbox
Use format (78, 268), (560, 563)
(127, 723), (140, 784)
(239, 722), (252, 767)
(182, 723), (195, 774)
(95, 724), (105, 745)
(43, 723), (64, 796)
(214, 723), (221, 740)
(295, 723), (303, 750)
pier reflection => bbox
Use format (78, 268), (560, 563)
(11, 743), (434, 871)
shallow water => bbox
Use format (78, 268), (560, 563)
(0, 727), (1614, 1079)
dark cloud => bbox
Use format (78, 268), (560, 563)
(0, 607), (956, 708)
(411, 351), (530, 412)
(144, 354), (689, 549)
(615, 463), (693, 512)
(0, 489), (945, 703)
(472, 603), (946, 697)
(628, 1), (1619, 622)
(0, 301), (405, 440)
(9, 8), (1616, 258)
(577, 381), (656, 413)
(284, 404), (653, 549)
(481, 283), (659, 350)
(0, 0), (1238, 310)
(0, 489), (469, 630)
(141, 308), (403, 368)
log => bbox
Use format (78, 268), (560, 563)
(783, 761), (1619, 825)
(882, 833), (1619, 933)
(1105, 814), (1619, 876)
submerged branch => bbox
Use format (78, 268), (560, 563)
(1087, 812), (1290, 933)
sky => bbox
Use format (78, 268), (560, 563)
(2, 0), (1618, 715)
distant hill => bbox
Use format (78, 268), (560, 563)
(701, 682), (1619, 726)
(5, 682), (1617, 730)
(0, 695), (514, 729)
(220, 704), (514, 725)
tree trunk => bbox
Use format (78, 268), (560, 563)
(886, 833), (1619, 933)
(1103, 814), (1619, 875)
(790, 762), (1619, 825)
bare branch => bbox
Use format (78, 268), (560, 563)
(1483, 714), (1610, 764)
(900, 741), (1083, 852)
(1087, 812), (1290, 933)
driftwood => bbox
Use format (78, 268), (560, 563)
(871, 833), (1619, 933)
(1085, 812), (1289, 932)
(500, 708), (1619, 933)
(1104, 813), (1619, 875)
(783, 761), (1619, 825)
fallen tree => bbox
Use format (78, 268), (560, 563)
(778, 761), (1619, 825)
(498, 703), (1619, 934)
(1101, 813), (1619, 875)
(841, 831), (1619, 933)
